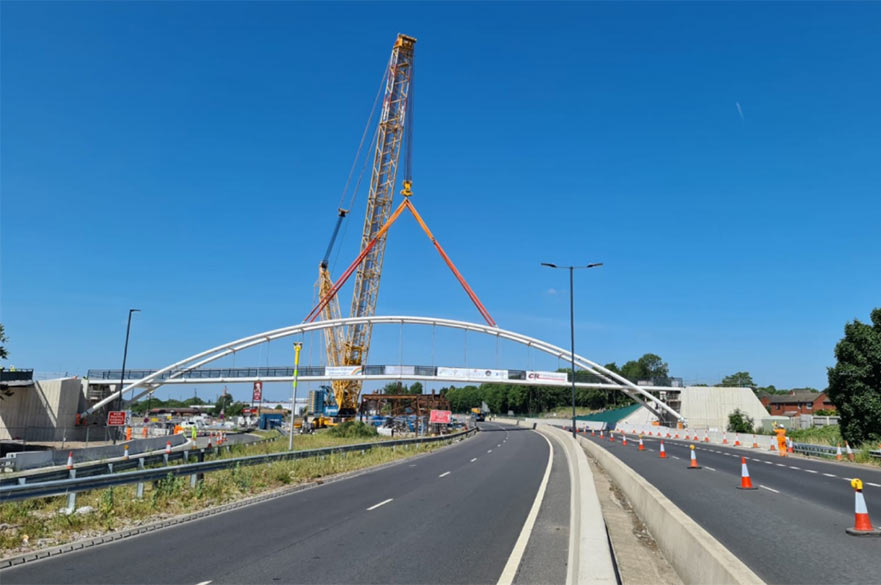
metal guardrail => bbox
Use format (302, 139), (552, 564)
(791, 442), (881, 459)
(0, 428), (476, 504)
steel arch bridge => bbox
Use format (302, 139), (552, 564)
(82, 316), (683, 422)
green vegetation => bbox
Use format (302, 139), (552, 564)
(787, 425), (842, 445)
(727, 409), (754, 433)
(0, 436), (455, 556)
(0, 323), (8, 360)
(827, 307), (881, 445)
(381, 381), (424, 394)
(327, 421), (379, 439)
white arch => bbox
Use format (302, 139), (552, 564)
(82, 316), (682, 422)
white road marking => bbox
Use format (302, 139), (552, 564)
(470, 457), (478, 463)
(705, 466), (717, 471)
(439, 471), (451, 478)
(764, 461), (774, 465)
(805, 469), (818, 474)
(823, 473), (837, 478)
(760, 485), (780, 494)
(843, 477), (854, 481)
(788, 466), (801, 470)
(867, 482), (881, 487)
(672, 456), (681, 460)
(498, 444), (502, 447)
(496, 432), (554, 585)
(488, 449), (493, 453)
(196, 581), (213, 585)
(776, 463), (786, 467)
(367, 498), (393, 511)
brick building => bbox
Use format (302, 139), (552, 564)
(760, 390), (835, 417)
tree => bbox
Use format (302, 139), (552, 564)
(718, 372), (755, 389)
(727, 409), (754, 433)
(638, 353), (670, 385)
(214, 393), (233, 416)
(0, 323), (7, 360)
(826, 308), (881, 445)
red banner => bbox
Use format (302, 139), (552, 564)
(107, 411), (127, 426)
(429, 409), (452, 424)
(252, 381), (263, 402)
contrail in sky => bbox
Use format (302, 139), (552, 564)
(736, 101), (745, 121)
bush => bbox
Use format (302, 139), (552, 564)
(327, 421), (379, 439)
(728, 409), (754, 433)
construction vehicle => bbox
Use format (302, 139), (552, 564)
(471, 407), (485, 423)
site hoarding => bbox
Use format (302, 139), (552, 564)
(325, 365), (364, 377)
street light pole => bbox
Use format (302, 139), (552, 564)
(115, 308), (140, 445)
(289, 342), (303, 451)
(541, 262), (603, 438)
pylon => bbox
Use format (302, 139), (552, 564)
(123, 445), (130, 460)
(591, 429), (595, 437)
(722, 432), (728, 445)
(704, 431), (710, 443)
(639, 437), (645, 451)
(610, 433), (615, 442)
(752, 435), (759, 449)
(787, 437), (794, 454)
(846, 442), (855, 462)
(836, 444), (842, 461)
(659, 441), (667, 458)
(622, 435), (628, 446)
(142, 427), (148, 438)
(687, 445), (701, 469)
(674, 432), (680, 439)
(737, 457), (758, 490)
(599, 430), (604, 439)
(846, 479), (881, 536)
(66, 451), (74, 470)
(769, 440), (777, 452)
(666, 431), (671, 438)
(165, 440), (172, 455)
(735, 433), (741, 447)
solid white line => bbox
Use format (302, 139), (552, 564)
(760, 485), (780, 494)
(496, 432), (555, 585)
(823, 473), (837, 478)
(366, 498), (393, 511)
(470, 457), (478, 463)
(439, 471), (451, 478)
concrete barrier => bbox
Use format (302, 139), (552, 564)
(578, 435), (765, 585)
(8, 434), (187, 471)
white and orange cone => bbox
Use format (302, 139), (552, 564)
(638, 437), (645, 451)
(591, 429), (596, 437)
(687, 445), (701, 469)
(836, 443), (843, 461)
(846, 442), (855, 462)
(704, 431), (710, 443)
(787, 437), (794, 454)
(599, 430), (604, 440)
(722, 432), (728, 445)
(752, 435), (759, 449)
(622, 435), (628, 446)
(123, 445), (130, 460)
(66, 451), (74, 470)
(610, 432), (615, 442)
(737, 457), (758, 490)
(769, 440), (777, 452)
(659, 441), (667, 459)
(165, 440), (172, 455)
(734, 433), (741, 447)
(846, 479), (881, 536)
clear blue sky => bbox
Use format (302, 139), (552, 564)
(2, 1), (879, 402)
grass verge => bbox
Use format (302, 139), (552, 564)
(0, 437), (453, 557)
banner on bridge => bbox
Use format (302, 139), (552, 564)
(526, 370), (569, 384)
(385, 365), (415, 376)
(429, 409), (452, 424)
(436, 367), (507, 381)
(325, 366), (363, 377)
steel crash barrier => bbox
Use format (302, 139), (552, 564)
(0, 428), (477, 505)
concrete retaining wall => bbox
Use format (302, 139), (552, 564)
(8, 434), (187, 471)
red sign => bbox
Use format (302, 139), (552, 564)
(252, 381), (263, 402)
(107, 411), (127, 426)
(429, 410), (452, 424)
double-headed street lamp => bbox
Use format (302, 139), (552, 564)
(114, 308), (140, 444)
(541, 262), (603, 438)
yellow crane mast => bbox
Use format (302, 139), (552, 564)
(316, 34), (416, 418)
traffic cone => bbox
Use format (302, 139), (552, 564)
(846, 479), (881, 536)
(787, 437), (794, 454)
(704, 431), (710, 443)
(610, 433), (615, 442)
(836, 444), (842, 461)
(687, 445), (701, 469)
(674, 432), (680, 439)
(165, 440), (171, 455)
(846, 442), (855, 462)
(639, 437), (645, 451)
(142, 427), (148, 438)
(599, 430), (604, 439)
(622, 435), (628, 446)
(735, 433), (741, 447)
(737, 457), (758, 490)
(666, 431), (671, 438)
(722, 432), (728, 445)
(769, 440), (777, 451)
(659, 441), (667, 458)
(752, 435), (759, 449)
(66, 451), (74, 470)
(591, 429), (595, 437)
(123, 445), (129, 460)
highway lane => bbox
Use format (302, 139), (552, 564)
(3, 423), (553, 585)
(584, 433), (881, 585)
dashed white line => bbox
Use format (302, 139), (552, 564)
(672, 456), (681, 460)
(760, 485), (780, 494)
(367, 498), (393, 511)
(823, 473), (837, 478)
(867, 482), (881, 488)
(497, 444), (502, 447)
(843, 477), (854, 482)
(805, 469), (818, 474)
(788, 466), (801, 470)
(776, 463), (786, 467)
(196, 581), (213, 585)
(439, 471), (451, 478)
(704, 466), (717, 471)
(470, 457), (478, 463)
(488, 449), (493, 453)
(763, 461), (774, 465)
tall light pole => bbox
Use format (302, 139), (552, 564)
(289, 342), (303, 451)
(541, 262), (603, 438)
(114, 308), (140, 444)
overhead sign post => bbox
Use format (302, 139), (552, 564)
(107, 411), (127, 427)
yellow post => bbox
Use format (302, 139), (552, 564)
(289, 342), (303, 451)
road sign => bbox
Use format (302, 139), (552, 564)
(429, 410), (452, 424)
(252, 381), (263, 402)
(107, 410), (127, 426)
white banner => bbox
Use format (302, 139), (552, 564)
(384, 365), (415, 376)
(437, 367), (508, 381)
(325, 365), (363, 377)
(526, 370), (569, 384)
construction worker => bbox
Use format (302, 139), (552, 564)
(774, 423), (787, 457)
(191, 425), (197, 442)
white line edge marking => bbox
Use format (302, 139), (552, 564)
(470, 457), (478, 463)
(867, 482), (881, 487)
(760, 485), (780, 494)
(496, 431), (554, 585)
(367, 498), (393, 511)
(439, 471), (451, 478)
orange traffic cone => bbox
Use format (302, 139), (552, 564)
(591, 429), (595, 437)
(165, 440), (172, 455)
(622, 435), (628, 446)
(704, 431), (710, 443)
(752, 435), (759, 449)
(722, 432), (728, 445)
(769, 440), (777, 452)
(674, 432), (680, 439)
(66, 451), (74, 470)
(737, 457), (758, 490)
(610, 433), (615, 442)
(687, 445), (701, 469)
(639, 437), (645, 451)
(735, 433), (741, 447)
(659, 441), (667, 458)
(846, 479), (881, 536)
(787, 437), (794, 454)
(846, 442), (855, 462)
(666, 431), (671, 438)
(599, 430), (604, 439)
(142, 427), (148, 438)
(836, 444), (843, 461)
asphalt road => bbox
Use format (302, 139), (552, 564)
(584, 432), (881, 585)
(3, 423), (555, 585)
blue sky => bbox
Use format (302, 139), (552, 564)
(2, 1), (879, 402)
